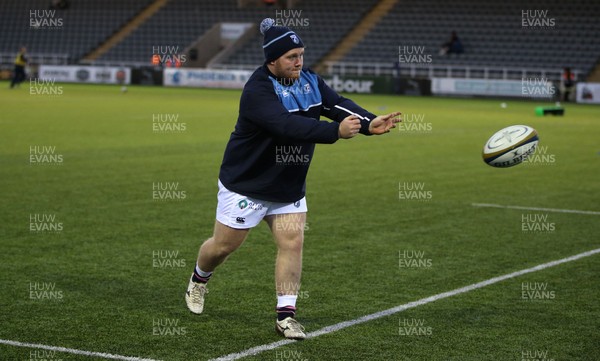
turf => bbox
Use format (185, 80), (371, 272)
(0, 82), (599, 360)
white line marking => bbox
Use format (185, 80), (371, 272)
(472, 203), (600, 215)
(210, 247), (600, 361)
(334, 104), (370, 121)
(0, 339), (160, 361)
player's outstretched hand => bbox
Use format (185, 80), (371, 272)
(368, 112), (402, 135)
(338, 115), (361, 139)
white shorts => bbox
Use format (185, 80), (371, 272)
(216, 180), (308, 229)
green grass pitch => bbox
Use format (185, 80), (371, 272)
(1, 82), (599, 360)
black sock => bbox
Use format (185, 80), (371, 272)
(192, 266), (212, 284)
(276, 306), (296, 321)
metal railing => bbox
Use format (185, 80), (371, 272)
(0, 53), (69, 66)
(2, 54), (581, 83)
(79, 59), (151, 67)
(322, 61), (580, 81)
(209, 63), (259, 71)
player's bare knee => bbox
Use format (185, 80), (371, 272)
(218, 241), (242, 256)
(277, 236), (304, 253)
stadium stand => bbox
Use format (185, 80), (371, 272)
(220, 0), (379, 69)
(0, 0), (153, 64)
(340, 0), (600, 78)
(98, 0), (378, 68)
(1, 0), (598, 79)
(97, 0), (272, 64)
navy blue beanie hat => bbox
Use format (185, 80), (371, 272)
(260, 18), (304, 63)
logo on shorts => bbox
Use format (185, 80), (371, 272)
(294, 201), (301, 208)
(235, 217), (246, 224)
(249, 201), (263, 211)
(238, 199), (248, 209)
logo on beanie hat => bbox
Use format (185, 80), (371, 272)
(260, 18), (304, 62)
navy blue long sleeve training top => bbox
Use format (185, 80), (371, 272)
(219, 65), (377, 203)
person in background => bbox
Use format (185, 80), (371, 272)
(560, 67), (576, 102)
(50, 0), (70, 10)
(440, 31), (463, 55)
(10, 47), (28, 89)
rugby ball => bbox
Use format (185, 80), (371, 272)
(482, 125), (539, 167)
